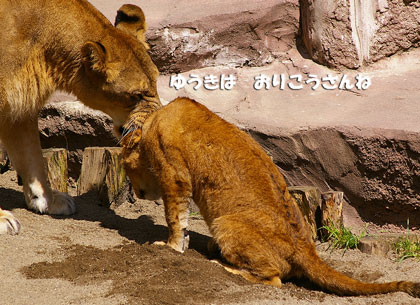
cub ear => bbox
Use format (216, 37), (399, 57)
(81, 41), (107, 75)
(115, 4), (149, 50)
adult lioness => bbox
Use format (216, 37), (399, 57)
(0, 1), (159, 234)
(121, 97), (420, 298)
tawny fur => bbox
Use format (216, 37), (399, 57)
(0, 207), (20, 235)
(115, 4), (149, 50)
(0, 0), (159, 234)
(122, 97), (420, 298)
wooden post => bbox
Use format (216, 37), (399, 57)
(288, 186), (322, 241)
(320, 191), (344, 239)
(42, 148), (69, 193)
(77, 147), (131, 207)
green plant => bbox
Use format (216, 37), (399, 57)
(189, 211), (202, 218)
(321, 223), (368, 251)
(393, 219), (420, 262)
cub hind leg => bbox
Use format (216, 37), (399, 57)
(211, 213), (294, 287)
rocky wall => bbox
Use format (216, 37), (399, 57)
(299, 0), (420, 69)
(147, 1), (299, 74)
(250, 127), (420, 229)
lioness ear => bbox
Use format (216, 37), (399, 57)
(81, 41), (107, 75)
(115, 4), (149, 50)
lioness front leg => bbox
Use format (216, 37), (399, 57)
(0, 118), (75, 215)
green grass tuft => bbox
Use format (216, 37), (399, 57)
(321, 223), (368, 251)
(393, 219), (420, 262)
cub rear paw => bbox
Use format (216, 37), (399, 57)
(0, 209), (21, 235)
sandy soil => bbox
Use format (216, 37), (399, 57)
(1, 170), (419, 305)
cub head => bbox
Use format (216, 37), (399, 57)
(79, 5), (159, 134)
(121, 129), (162, 201)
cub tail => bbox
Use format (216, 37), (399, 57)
(295, 246), (420, 297)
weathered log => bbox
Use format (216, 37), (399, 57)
(288, 186), (322, 241)
(42, 148), (68, 193)
(0, 146), (9, 174)
(321, 191), (344, 227)
(77, 147), (131, 207)
(320, 191), (344, 239)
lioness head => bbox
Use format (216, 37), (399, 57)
(78, 5), (159, 135)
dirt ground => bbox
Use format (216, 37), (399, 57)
(1, 170), (420, 305)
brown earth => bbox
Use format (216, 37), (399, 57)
(2, 169), (420, 305)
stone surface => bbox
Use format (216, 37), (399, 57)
(300, 0), (420, 69)
(92, 0), (419, 70)
(147, 1), (299, 74)
(358, 233), (420, 257)
(250, 127), (420, 229)
(358, 235), (398, 257)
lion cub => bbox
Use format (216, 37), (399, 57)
(122, 97), (420, 297)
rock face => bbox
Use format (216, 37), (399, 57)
(250, 127), (420, 229)
(300, 0), (420, 69)
(148, 1), (299, 74)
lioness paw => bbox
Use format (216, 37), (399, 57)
(0, 210), (21, 235)
(48, 191), (76, 215)
(26, 180), (75, 215)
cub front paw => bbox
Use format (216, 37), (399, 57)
(166, 232), (190, 253)
(153, 240), (187, 253)
(0, 209), (21, 235)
